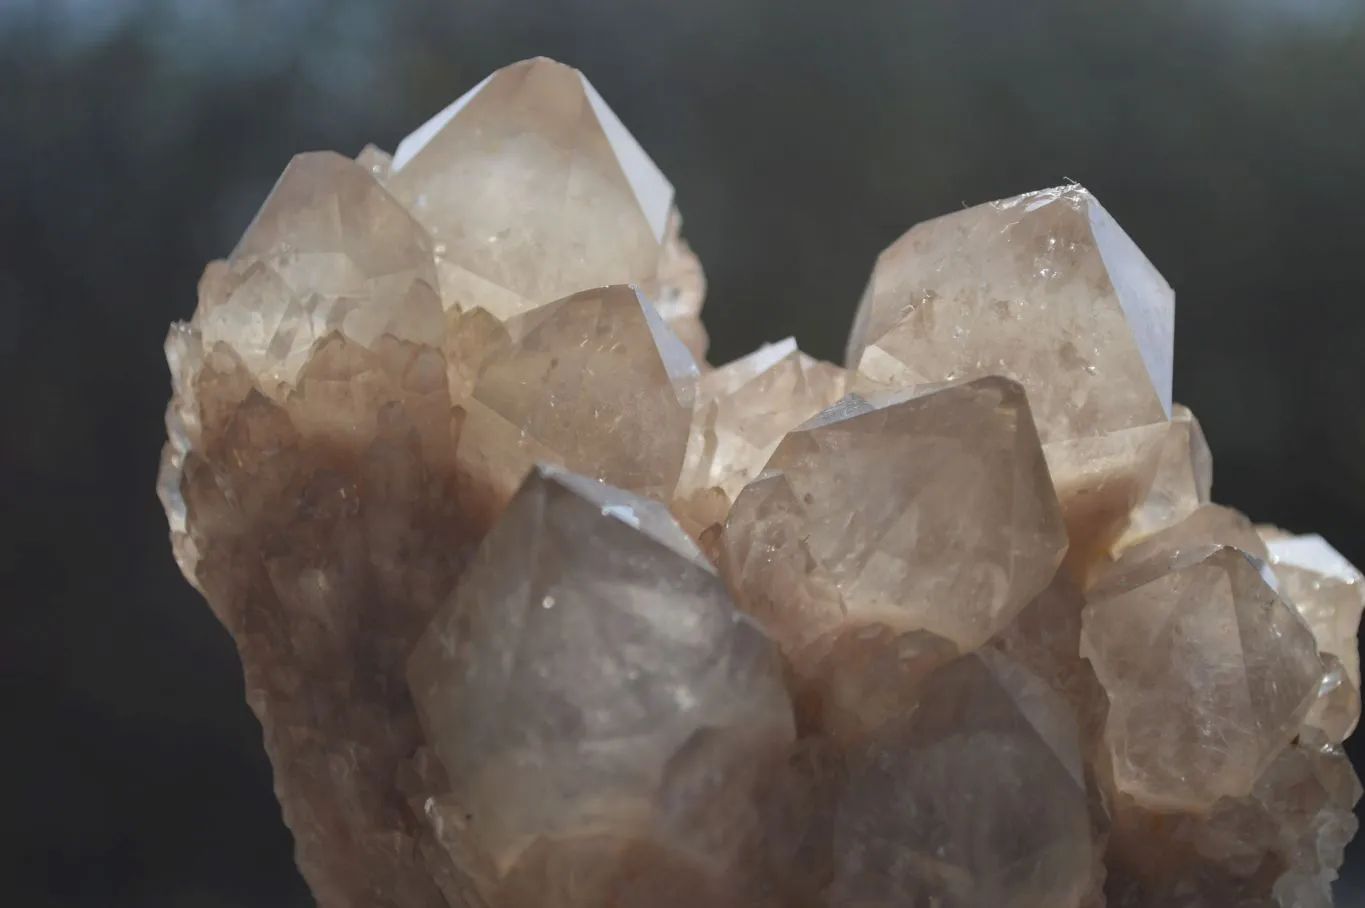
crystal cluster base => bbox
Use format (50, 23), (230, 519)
(159, 57), (1361, 908)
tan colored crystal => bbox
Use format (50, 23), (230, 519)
(384, 57), (673, 322)
(828, 651), (1097, 908)
(455, 285), (698, 527)
(408, 466), (794, 906)
(988, 574), (1108, 752)
(676, 338), (845, 506)
(795, 624), (958, 745)
(158, 152), (470, 907)
(1114, 403), (1213, 548)
(720, 377), (1067, 662)
(655, 207), (709, 361)
(1265, 532), (1365, 742)
(847, 185), (1174, 543)
(1114, 502), (1269, 566)
(356, 143), (393, 180)
(1104, 727), (1360, 908)
(196, 151), (444, 395)
(1082, 545), (1321, 812)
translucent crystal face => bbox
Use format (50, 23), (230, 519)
(407, 467), (793, 897)
(1082, 545), (1322, 812)
(720, 376), (1068, 658)
(456, 284), (699, 521)
(200, 151), (444, 392)
(676, 338), (845, 505)
(847, 185), (1176, 544)
(385, 57), (673, 321)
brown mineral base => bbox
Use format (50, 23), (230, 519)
(160, 56), (1361, 908)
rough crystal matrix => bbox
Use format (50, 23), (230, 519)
(160, 56), (1361, 908)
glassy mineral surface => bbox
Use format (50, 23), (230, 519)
(847, 184), (1174, 543)
(408, 466), (794, 907)
(719, 376), (1067, 661)
(159, 60), (1362, 908)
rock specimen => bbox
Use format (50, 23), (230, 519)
(408, 466), (794, 907)
(159, 57), (1362, 908)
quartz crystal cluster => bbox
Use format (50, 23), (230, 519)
(159, 57), (1362, 908)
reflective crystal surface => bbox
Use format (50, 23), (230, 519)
(1265, 532), (1365, 742)
(456, 284), (699, 526)
(385, 57), (674, 322)
(847, 185), (1174, 541)
(676, 338), (844, 512)
(1082, 545), (1321, 812)
(1115, 403), (1213, 547)
(408, 466), (794, 907)
(720, 376), (1067, 660)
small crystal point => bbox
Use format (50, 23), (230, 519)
(456, 285), (698, 527)
(201, 151), (443, 393)
(848, 185), (1174, 542)
(675, 338), (845, 507)
(1265, 532), (1365, 742)
(720, 376), (1067, 661)
(386, 58), (675, 321)
(1114, 403), (1213, 548)
(407, 466), (794, 905)
(1082, 545), (1321, 812)
(828, 651), (1097, 908)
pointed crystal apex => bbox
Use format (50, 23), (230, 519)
(676, 339), (844, 505)
(1083, 545), (1321, 811)
(386, 59), (675, 319)
(721, 376), (1067, 657)
(847, 185), (1174, 544)
(456, 285), (698, 524)
(407, 466), (792, 895)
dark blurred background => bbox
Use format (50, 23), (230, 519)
(2, 0), (1364, 905)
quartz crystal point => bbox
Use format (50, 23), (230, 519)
(455, 284), (698, 528)
(1114, 403), (1212, 548)
(158, 152), (471, 907)
(827, 651), (1098, 908)
(720, 376), (1068, 663)
(1264, 532), (1365, 742)
(847, 185), (1173, 543)
(675, 338), (844, 523)
(383, 57), (690, 327)
(1082, 544), (1322, 813)
(407, 466), (795, 907)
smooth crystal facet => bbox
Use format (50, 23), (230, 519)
(720, 376), (1067, 661)
(847, 185), (1174, 543)
(456, 284), (699, 527)
(385, 58), (673, 322)
(407, 466), (794, 906)
(1082, 545), (1321, 812)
